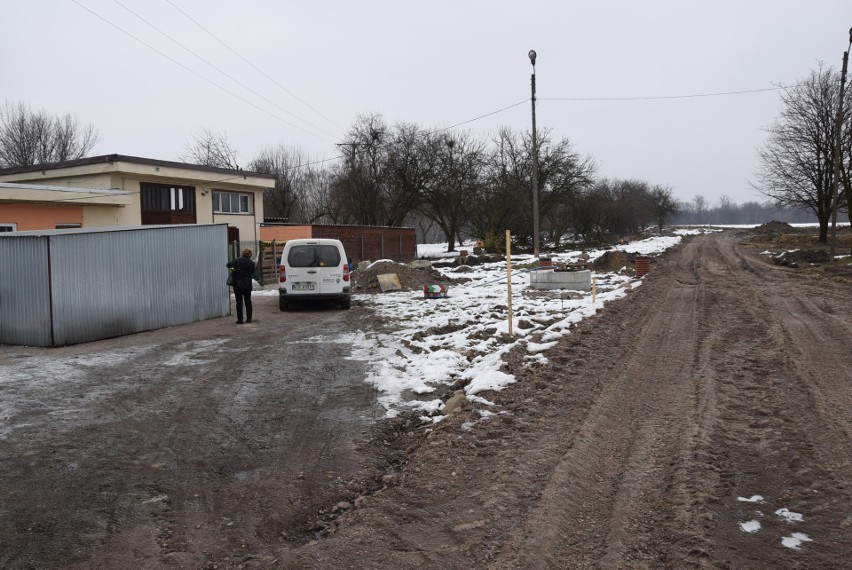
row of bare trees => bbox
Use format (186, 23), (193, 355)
(0, 101), (100, 168)
(0, 98), (678, 248)
(185, 115), (676, 251)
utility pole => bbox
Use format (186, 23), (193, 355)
(529, 50), (541, 258)
(829, 27), (852, 266)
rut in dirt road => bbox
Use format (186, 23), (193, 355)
(296, 232), (852, 569)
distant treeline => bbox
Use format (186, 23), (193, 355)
(671, 197), (818, 226)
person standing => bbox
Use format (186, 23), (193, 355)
(227, 248), (256, 324)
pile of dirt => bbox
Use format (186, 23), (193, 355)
(753, 220), (795, 235)
(771, 249), (831, 267)
(432, 253), (505, 269)
(737, 223), (852, 255)
(352, 261), (459, 293)
(591, 250), (635, 273)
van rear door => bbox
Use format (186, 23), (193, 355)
(286, 243), (321, 294)
(286, 243), (343, 295)
(315, 244), (344, 294)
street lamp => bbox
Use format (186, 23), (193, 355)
(829, 27), (852, 266)
(529, 50), (541, 258)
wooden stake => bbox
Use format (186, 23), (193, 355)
(592, 275), (597, 305)
(506, 230), (513, 336)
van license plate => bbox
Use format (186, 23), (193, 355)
(292, 283), (315, 291)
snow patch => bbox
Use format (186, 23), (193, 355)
(775, 508), (804, 523)
(781, 533), (812, 549)
(737, 495), (765, 503)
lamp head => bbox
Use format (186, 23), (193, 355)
(528, 50), (537, 67)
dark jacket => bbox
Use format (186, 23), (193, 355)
(227, 256), (256, 290)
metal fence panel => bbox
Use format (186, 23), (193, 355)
(49, 225), (230, 345)
(0, 236), (51, 346)
(0, 224), (229, 347)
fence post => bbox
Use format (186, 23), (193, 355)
(272, 240), (278, 285)
(256, 240), (263, 286)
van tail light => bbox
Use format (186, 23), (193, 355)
(343, 263), (350, 282)
(279, 265), (286, 283)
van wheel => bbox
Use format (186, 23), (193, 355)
(340, 297), (351, 310)
(279, 298), (289, 311)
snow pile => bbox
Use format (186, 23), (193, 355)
(346, 233), (696, 419)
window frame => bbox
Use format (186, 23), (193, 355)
(140, 182), (196, 213)
(212, 190), (252, 215)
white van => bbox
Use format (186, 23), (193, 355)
(278, 238), (351, 310)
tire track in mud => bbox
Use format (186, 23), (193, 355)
(298, 232), (852, 569)
(703, 237), (852, 569)
(490, 238), (724, 568)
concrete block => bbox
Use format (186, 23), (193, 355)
(529, 269), (592, 291)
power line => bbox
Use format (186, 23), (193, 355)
(71, 0), (338, 144)
(164, 0), (345, 133)
(431, 99), (530, 133)
(541, 86), (786, 102)
(110, 0), (339, 140)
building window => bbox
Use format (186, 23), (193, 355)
(55, 223), (82, 229)
(0, 223), (17, 232)
(141, 182), (196, 213)
(213, 191), (251, 214)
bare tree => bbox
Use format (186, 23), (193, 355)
(573, 178), (662, 242)
(534, 129), (597, 246)
(0, 100), (100, 167)
(53, 113), (100, 163)
(650, 185), (678, 232)
(248, 145), (310, 222)
(471, 127), (595, 250)
(331, 115), (428, 227)
(331, 114), (389, 225)
(754, 64), (851, 242)
(385, 122), (432, 227)
(180, 128), (240, 169)
(300, 165), (337, 224)
(419, 131), (485, 251)
(469, 127), (527, 250)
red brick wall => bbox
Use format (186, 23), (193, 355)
(310, 225), (416, 263)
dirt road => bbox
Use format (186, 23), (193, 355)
(2, 230), (850, 569)
(0, 302), (387, 569)
(295, 231), (852, 569)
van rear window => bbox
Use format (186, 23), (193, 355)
(288, 245), (342, 268)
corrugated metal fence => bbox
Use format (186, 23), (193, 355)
(0, 224), (230, 347)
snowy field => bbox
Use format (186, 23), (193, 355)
(262, 229), (711, 422)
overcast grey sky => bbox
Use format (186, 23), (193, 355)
(2, 0), (851, 205)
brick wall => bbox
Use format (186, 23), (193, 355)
(310, 225), (416, 263)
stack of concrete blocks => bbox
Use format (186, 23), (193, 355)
(529, 268), (592, 291)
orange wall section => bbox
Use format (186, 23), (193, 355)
(259, 225), (312, 242)
(0, 203), (83, 230)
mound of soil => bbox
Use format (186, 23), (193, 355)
(753, 220), (795, 235)
(771, 249), (831, 267)
(352, 261), (459, 293)
(432, 253), (505, 269)
(592, 250), (635, 273)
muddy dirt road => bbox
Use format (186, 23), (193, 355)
(0, 302), (387, 569)
(1, 230), (850, 569)
(295, 231), (851, 569)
